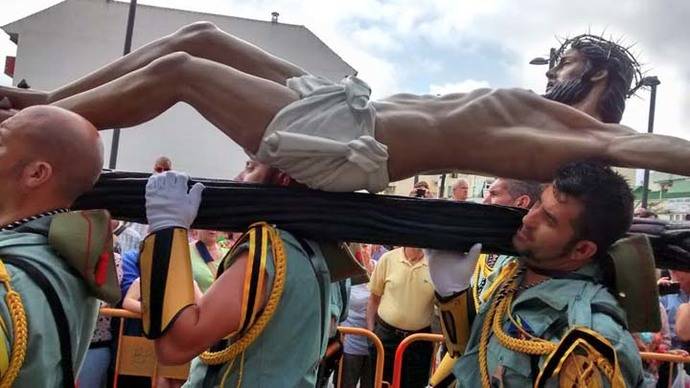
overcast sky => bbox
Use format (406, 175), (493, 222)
(1, 0), (689, 144)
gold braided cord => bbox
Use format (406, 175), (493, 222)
(478, 287), (497, 388)
(0, 262), (28, 388)
(492, 291), (556, 355)
(471, 255), (486, 308)
(478, 264), (521, 387)
(218, 355), (238, 386)
(236, 350), (245, 387)
(218, 350), (247, 388)
(199, 224), (287, 366)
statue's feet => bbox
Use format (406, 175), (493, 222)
(0, 85), (49, 108)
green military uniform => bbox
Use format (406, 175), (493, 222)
(454, 261), (644, 387)
(0, 216), (100, 387)
(184, 229), (331, 387)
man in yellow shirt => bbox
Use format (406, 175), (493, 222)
(366, 246), (435, 386)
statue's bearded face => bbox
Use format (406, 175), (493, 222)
(543, 48), (593, 105)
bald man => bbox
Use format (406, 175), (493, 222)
(0, 106), (111, 387)
(153, 156), (172, 173)
(0, 106), (103, 223)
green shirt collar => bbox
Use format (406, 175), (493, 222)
(513, 261), (604, 311)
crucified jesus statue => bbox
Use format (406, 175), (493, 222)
(0, 23), (685, 192)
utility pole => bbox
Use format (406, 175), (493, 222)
(640, 76), (661, 209)
(108, 0), (138, 169)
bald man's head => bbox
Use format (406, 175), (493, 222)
(0, 106), (103, 207)
(153, 156), (172, 173)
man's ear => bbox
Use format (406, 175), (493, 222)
(275, 171), (293, 187)
(589, 68), (608, 83)
(572, 240), (598, 264)
(513, 195), (531, 209)
(22, 160), (53, 189)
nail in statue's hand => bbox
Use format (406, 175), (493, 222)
(145, 171), (205, 233)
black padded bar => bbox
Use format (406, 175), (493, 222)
(74, 171), (525, 254)
(73, 171), (690, 270)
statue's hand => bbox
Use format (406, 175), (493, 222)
(425, 244), (482, 297)
(145, 171), (205, 233)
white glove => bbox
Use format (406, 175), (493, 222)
(145, 171), (205, 233)
(424, 243), (482, 298)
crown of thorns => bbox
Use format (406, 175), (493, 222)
(554, 34), (644, 98)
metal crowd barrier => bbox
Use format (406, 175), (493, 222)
(98, 310), (389, 388)
(391, 333), (444, 388)
(640, 351), (690, 363)
(336, 326), (388, 388)
(641, 351), (690, 388)
(99, 308), (190, 388)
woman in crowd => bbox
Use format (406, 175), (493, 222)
(189, 230), (230, 292)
